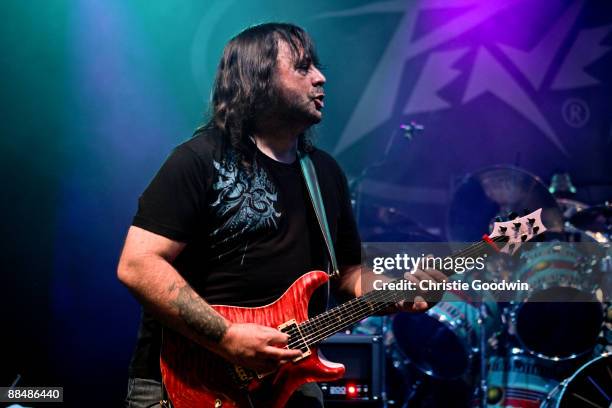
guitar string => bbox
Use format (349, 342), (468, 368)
(297, 239), (494, 333)
(296, 288), (421, 348)
(294, 234), (519, 348)
(287, 239), (494, 348)
(285, 236), (512, 349)
(297, 236), (513, 346)
(299, 235), (524, 347)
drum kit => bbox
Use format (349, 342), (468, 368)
(354, 166), (612, 408)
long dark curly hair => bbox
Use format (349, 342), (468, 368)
(198, 22), (319, 168)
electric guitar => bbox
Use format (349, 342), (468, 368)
(160, 209), (547, 407)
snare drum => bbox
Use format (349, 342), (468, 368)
(393, 287), (499, 379)
(542, 353), (611, 408)
(485, 352), (559, 408)
(512, 243), (604, 360)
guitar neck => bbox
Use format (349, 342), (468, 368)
(297, 237), (507, 348)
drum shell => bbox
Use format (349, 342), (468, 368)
(514, 243), (596, 300)
(512, 243), (604, 360)
(485, 353), (559, 408)
(392, 288), (500, 379)
(542, 353), (611, 408)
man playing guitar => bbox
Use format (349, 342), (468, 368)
(117, 22), (445, 407)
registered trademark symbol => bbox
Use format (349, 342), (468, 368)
(562, 98), (590, 128)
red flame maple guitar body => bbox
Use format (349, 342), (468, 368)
(160, 270), (344, 408)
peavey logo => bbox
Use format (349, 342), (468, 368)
(323, 0), (612, 156)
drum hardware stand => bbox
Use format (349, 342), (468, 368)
(9, 374), (21, 388)
(349, 121), (424, 226)
(381, 315), (390, 408)
(379, 314), (423, 408)
(401, 378), (421, 408)
(478, 301), (489, 408)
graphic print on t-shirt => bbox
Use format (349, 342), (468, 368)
(210, 151), (281, 249)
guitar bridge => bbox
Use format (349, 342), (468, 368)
(278, 319), (311, 363)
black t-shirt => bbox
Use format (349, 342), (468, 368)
(128, 127), (361, 379)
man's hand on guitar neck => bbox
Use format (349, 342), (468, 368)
(337, 260), (447, 315)
(397, 264), (448, 312)
(216, 323), (303, 373)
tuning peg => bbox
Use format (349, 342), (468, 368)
(528, 218), (535, 225)
(508, 212), (518, 220)
(513, 222), (521, 230)
(499, 226), (508, 234)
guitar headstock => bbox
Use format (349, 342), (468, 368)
(488, 208), (547, 255)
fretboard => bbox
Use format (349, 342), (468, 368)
(295, 236), (507, 348)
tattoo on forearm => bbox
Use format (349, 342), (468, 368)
(170, 283), (227, 344)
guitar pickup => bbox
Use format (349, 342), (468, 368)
(278, 319), (311, 362)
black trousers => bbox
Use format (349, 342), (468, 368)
(124, 377), (324, 408)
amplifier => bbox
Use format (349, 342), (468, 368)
(317, 333), (385, 406)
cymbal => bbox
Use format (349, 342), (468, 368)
(569, 203), (612, 234)
(556, 198), (588, 219)
(448, 166), (564, 241)
(358, 202), (443, 242)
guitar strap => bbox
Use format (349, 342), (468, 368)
(298, 151), (340, 279)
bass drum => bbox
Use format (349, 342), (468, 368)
(542, 353), (611, 408)
(512, 242), (604, 360)
(484, 353), (560, 408)
(393, 285), (500, 379)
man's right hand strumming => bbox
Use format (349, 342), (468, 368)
(216, 323), (303, 373)
(118, 226), (302, 374)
